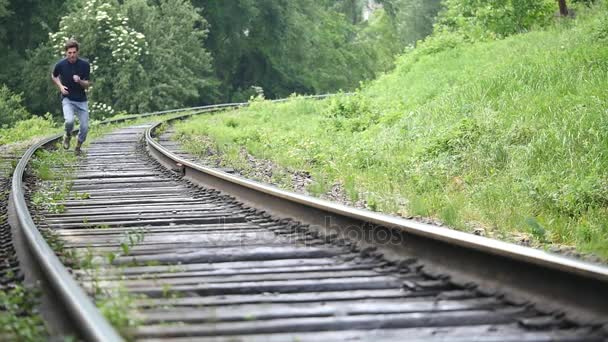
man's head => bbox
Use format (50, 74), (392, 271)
(64, 39), (80, 64)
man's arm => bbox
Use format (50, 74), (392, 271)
(51, 73), (69, 95)
(72, 75), (90, 89)
(74, 62), (91, 89)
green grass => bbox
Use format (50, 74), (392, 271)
(29, 148), (78, 214)
(0, 114), (60, 146)
(172, 4), (608, 259)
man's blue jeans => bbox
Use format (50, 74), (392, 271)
(62, 98), (89, 143)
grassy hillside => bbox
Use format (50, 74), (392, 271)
(173, 3), (608, 259)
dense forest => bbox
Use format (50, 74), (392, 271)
(0, 0), (443, 125)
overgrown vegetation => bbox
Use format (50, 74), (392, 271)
(30, 148), (77, 214)
(0, 115), (58, 146)
(0, 181), (47, 341)
(58, 243), (145, 338)
(0, 286), (47, 341)
(173, 1), (608, 259)
(96, 285), (143, 339)
(0, 85), (30, 128)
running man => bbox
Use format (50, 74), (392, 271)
(51, 39), (91, 155)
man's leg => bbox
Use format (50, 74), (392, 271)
(62, 98), (75, 149)
(74, 101), (89, 154)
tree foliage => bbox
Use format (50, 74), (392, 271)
(382, 0), (443, 45)
(0, 0), (68, 92)
(199, 1), (347, 100)
(0, 85), (31, 127)
(436, 0), (557, 40)
(5, 0), (443, 115)
(332, 0), (367, 24)
(198, 0), (409, 101)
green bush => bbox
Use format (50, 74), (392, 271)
(0, 85), (31, 128)
(590, 1), (608, 40)
(0, 114), (57, 145)
(436, 0), (557, 40)
(322, 94), (379, 132)
(423, 118), (482, 157)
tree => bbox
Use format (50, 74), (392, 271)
(0, 85), (30, 127)
(381, 0), (442, 45)
(196, 0), (403, 101)
(0, 0), (68, 90)
(0, 0), (10, 39)
(332, 0), (366, 24)
(558, 0), (569, 15)
(120, 0), (216, 110)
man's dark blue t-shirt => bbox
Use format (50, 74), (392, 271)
(52, 58), (90, 102)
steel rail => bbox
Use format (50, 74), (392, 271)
(146, 110), (608, 323)
(11, 133), (123, 342)
(8, 103), (244, 340)
(7, 104), (235, 341)
(105, 93), (343, 123)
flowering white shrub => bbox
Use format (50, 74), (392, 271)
(90, 101), (115, 119)
(35, 0), (213, 114)
(46, 0), (149, 112)
(49, 0), (147, 63)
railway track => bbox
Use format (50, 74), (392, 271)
(9, 107), (608, 341)
(1, 151), (20, 284)
(0, 153), (22, 292)
(1, 148), (49, 340)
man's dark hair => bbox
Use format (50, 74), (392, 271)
(64, 39), (80, 51)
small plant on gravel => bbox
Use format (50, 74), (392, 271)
(73, 191), (91, 200)
(41, 229), (67, 256)
(30, 149), (76, 214)
(80, 247), (97, 270)
(120, 229), (147, 257)
(120, 242), (131, 256)
(106, 252), (118, 265)
(154, 122), (170, 137)
(96, 285), (144, 339)
(161, 284), (172, 299)
(31, 149), (76, 181)
(0, 285), (47, 341)
(30, 179), (71, 214)
(87, 267), (104, 296)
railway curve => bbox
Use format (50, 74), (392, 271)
(7, 103), (608, 341)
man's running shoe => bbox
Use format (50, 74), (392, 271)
(63, 134), (71, 150)
(75, 141), (82, 155)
